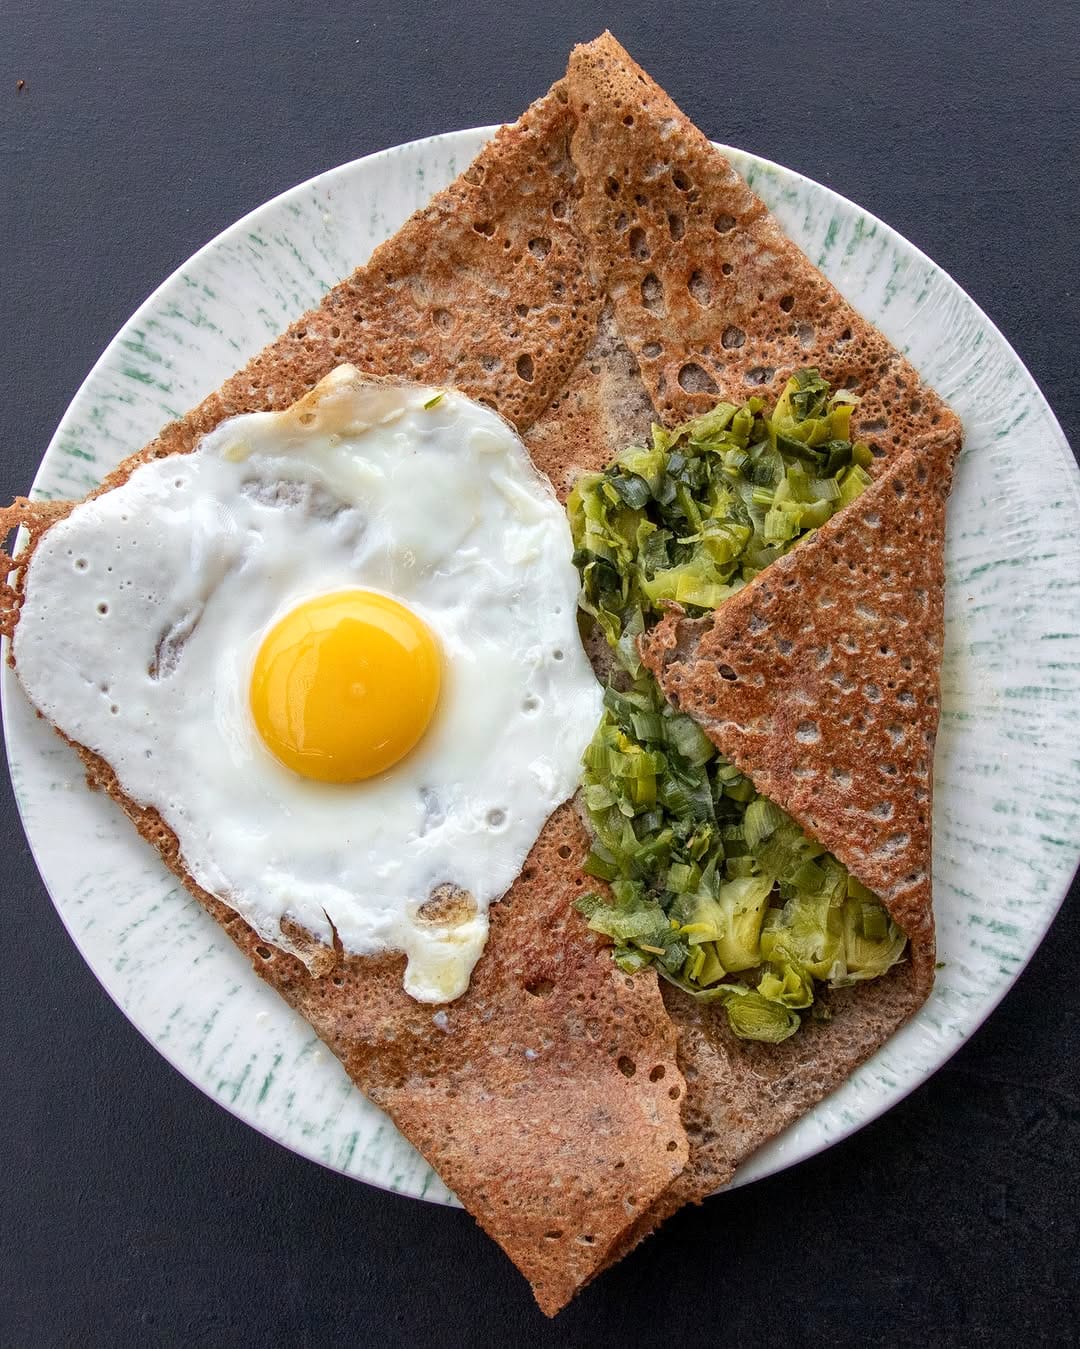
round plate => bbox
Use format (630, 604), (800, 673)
(5, 128), (1079, 1205)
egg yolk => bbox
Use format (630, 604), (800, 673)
(250, 590), (441, 783)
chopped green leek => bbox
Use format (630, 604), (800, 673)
(710, 875), (775, 972)
(570, 370), (908, 1044)
(720, 987), (802, 1043)
(757, 959), (816, 1010)
(836, 898), (909, 984)
(568, 367), (874, 650)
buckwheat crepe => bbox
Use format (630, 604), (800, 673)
(1, 33), (959, 1314)
(563, 33), (961, 1237)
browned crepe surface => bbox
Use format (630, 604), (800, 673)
(90, 80), (602, 495)
(69, 743), (688, 1317)
(591, 958), (925, 1260)
(566, 33), (959, 459)
(632, 422), (961, 1217)
(641, 425), (961, 972)
(2, 36), (962, 1313)
(1, 84), (690, 1318)
(528, 302), (657, 501)
(559, 34), (960, 1228)
(1, 82), (604, 622)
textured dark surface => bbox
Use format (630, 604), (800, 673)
(2, 1), (1078, 1345)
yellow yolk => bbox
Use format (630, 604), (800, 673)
(250, 590), (441, 783)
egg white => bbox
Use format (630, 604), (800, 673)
(14, 369), (603, 1001)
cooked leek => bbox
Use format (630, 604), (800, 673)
(570, 370), (907, 1043)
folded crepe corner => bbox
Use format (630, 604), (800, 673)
(566, 31), (957, 455)
(626, 421), (961, 1214)
(641, 422), (962, 979)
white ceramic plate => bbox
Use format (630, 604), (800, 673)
(5, 128), (1080, 1205)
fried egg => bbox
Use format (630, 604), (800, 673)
(14, 367), (602, 1001)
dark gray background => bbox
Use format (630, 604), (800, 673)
(3, 2), (1078, 1345)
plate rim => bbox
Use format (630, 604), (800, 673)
(5, 122), (1079, 1204)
